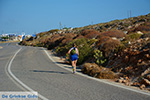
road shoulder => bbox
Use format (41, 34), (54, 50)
(43, 48), (150, 96)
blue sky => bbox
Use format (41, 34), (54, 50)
(0, 0), (150, 35)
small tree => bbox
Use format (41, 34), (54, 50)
(94, 49), (106, 66)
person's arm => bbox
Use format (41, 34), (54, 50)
(67, 49), (71, 54)
(76, 48), (79, 56)
(66, 49), (71, 59)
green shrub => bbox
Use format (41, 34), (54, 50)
(38, 31), (49, 37)
(94, 49), (106, 66)
(56, 38), (93, 64)
(114, 43), (126, 53)
(78, 42), (93, 64)
(70, 38), (93, 64)
(127, 33), (142, 40)
(48, 29), (59, 33)
(88, 39), (98, 45)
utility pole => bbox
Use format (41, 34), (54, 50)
(127, 11), (129, 18)
(130, 10), (132, 18)
(127, 10), (132, 18)
(59, 22), (62, 30)
(91, 21), (93, 25)
(1, 31), (4, 35)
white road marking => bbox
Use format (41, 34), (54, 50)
(44, 48), (150, 96)
(6, 47), (49, 100)
(6, 43), (10, 46)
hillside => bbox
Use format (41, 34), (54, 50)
(20, 13), (150, 91)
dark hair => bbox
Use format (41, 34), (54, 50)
(73, 43), (76, 47)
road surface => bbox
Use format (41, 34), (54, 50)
(0, 42), (149, 100)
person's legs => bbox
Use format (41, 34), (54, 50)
(72, 60), (77, 73)
(71, 61), (75, 67)
(71, 54), (78, 73)
(74, 60), (77, 71)
(71, 61), (75, 73)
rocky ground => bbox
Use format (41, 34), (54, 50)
(107, 37), (150, 91)
(78, 36), (150, 91)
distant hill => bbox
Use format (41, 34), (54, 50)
(79, 13), (150, 32)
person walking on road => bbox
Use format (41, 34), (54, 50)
(67, 43), (79, 74)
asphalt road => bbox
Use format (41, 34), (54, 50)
(0, 42), (149, 100)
